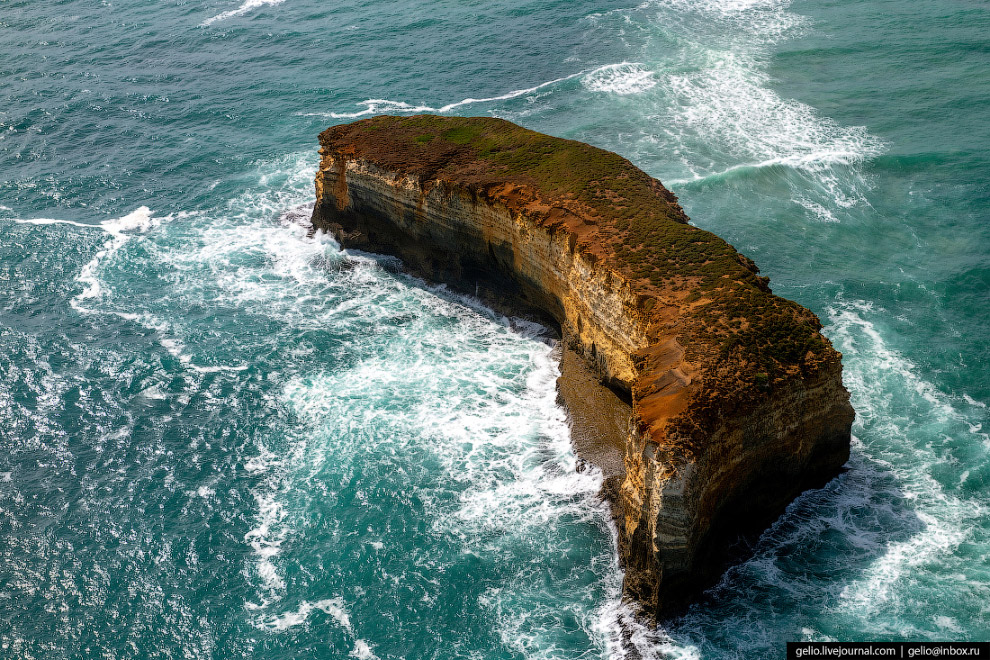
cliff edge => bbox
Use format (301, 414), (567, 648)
(311, 115), (854, 617)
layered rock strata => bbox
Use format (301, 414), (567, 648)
(310, 115), (854, 617)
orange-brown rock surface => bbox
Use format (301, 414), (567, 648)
(310, 115), (854, 617)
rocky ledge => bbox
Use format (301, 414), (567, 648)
(310, 115), (854, 618)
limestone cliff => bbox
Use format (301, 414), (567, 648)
(310, 115), (854, 617)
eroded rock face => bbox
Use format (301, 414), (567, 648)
(310, 115), (854, 618)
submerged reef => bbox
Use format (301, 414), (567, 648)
(310, 115), (854, 617)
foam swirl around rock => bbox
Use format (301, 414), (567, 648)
(310, 115), (854, 617)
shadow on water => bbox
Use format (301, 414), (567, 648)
(652, 448), (929, 646)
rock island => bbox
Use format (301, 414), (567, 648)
(310, 115), (854, 617)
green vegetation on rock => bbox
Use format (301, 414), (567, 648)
(323, 115), (830, 385)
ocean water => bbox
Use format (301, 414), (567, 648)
(1, 0), (987, 657)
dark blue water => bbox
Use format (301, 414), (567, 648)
(1, 0), (988, 657)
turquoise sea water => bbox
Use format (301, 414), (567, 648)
(1, 0), (988, 657)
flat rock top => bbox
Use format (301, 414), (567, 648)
(319, 116), (840, 451)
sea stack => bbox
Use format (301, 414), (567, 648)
(310, 115), (854, 618)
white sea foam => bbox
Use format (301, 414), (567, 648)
(822, 300), (989, 629)
(101, 206), (156, 234)
(245, 489), (288, 595)
(582, 62), (657, 95)
(669, 141), (885, 190)
(582, 0), (885, 224)
(264, 597), (352, 631)
(11, 207), (156, 237)
(306, 64), (636, 119)
(69, 206), (156, 314)
(964, 394), (987, 409)
(9, 217), (103, 229)
(350, 640), (379, 660)
(933, 615), (963, 634)
(122, 156), (339, 611)
(275, 260), (627, 654)
(444, 344), (605, 535)
(645, 0), (797, 22)
(29, 169), (336, 613)
(114, 310), (249, 373)
(189, 363), (249, 373)
(201, 0), (285, 26)
(662, 58), (883, 184)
